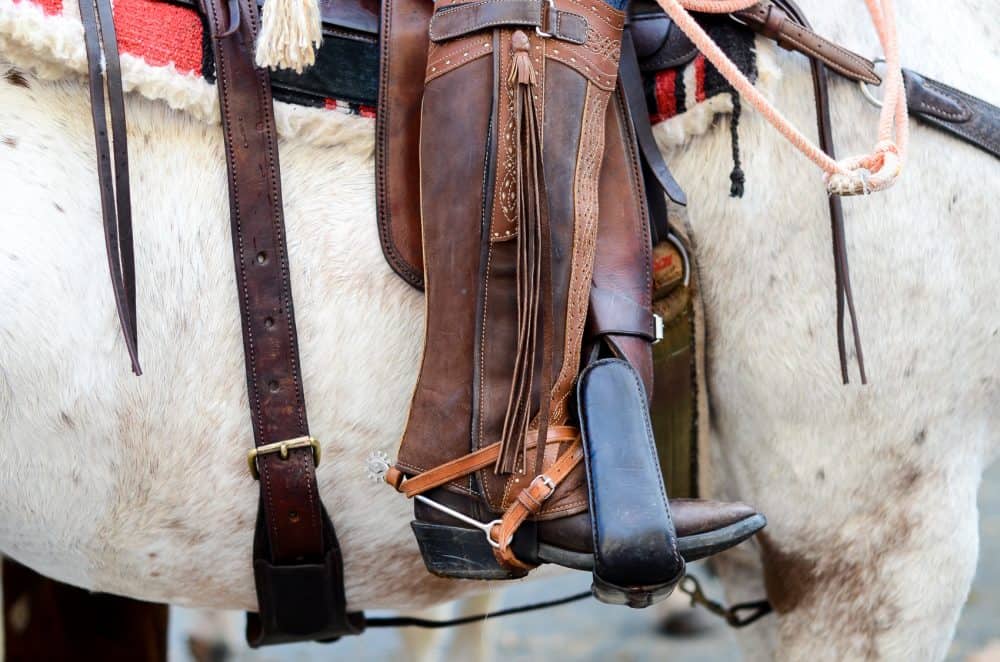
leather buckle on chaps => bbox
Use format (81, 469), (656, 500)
(536, 0), (556, 38)
(247, 437), (322, 480)
(652, 313), (665, 344)
(528, 473), (557, 501)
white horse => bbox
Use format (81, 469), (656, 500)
(0, 0), (996, 658)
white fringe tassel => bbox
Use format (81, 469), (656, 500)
(254, 0), (322, 73)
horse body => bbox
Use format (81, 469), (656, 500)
(0, 0), (997, 658)
(674, 4), (1000, 657)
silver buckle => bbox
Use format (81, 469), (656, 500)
(653, 313), (665, 344)
(529, 473), (557, 500)
(536, 0), (556, 38)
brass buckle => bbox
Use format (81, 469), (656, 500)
(247, 436), (321, 480)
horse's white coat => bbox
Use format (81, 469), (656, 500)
(0, 0), (997, 658)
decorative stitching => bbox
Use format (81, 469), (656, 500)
(376, 0), (425, 289)
(430, 0), (541, 41)
(563, 0), (624, 30)
(777, 31), (880, 85)
(918, 80), (970, 121)
(584, 25), (620, 62)
(546, 46), (618, 90)
(426, 39), (493, 82)
(551, 84), (606, 423)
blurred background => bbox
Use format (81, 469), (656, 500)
(168, 461), (1000, 661)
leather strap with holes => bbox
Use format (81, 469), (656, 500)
(198, 0), (364, 645)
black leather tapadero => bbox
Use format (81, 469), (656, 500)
(577, 358), (685, 607)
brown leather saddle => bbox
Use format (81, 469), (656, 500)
(73, 0), (1000, 649)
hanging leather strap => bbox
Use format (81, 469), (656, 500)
(78, 0), (140, 375)
(770, 0), (866, 383)
(198, 0), (364, 645)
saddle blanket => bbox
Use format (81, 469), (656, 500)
(0, 0), (756, 146)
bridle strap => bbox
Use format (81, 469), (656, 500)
(198, 0), (364, 644)
(78, 0), (140, 375)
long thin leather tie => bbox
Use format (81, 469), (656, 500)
(773, 0), (866, 383)
(79, 0), (141, 375)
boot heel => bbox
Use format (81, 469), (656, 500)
(591, 572), (681, 609)
(411, 522), (527, 580)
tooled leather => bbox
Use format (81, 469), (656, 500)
(477, 29), (540, 513)
(501, 87), (643, 521)
(549, 85), (607, 425)
(545, 0), (625, 92)
(404, 0), (628, 527)
(585, 25), (622, 61)
(490, 31), (520, 240)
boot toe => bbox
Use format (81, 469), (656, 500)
(670, 498), (759, 537)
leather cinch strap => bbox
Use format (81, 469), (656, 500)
(198, 0), (364, 645)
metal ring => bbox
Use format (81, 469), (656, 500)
(665, 233), (691, 288)
(858, 57), (886, 109)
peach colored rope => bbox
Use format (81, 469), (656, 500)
(653, 0), (908, 196)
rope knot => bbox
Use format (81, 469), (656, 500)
(825, 142), (902, 197)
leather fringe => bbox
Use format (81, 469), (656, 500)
(497, 31), (548, 474)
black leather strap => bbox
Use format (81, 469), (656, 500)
(903, 68), (1000, 159)
(620, 29), (687, 214)
(79, 0), (140, 375)
(197, 0), (364, 645)
(577, 358), (684, 608)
